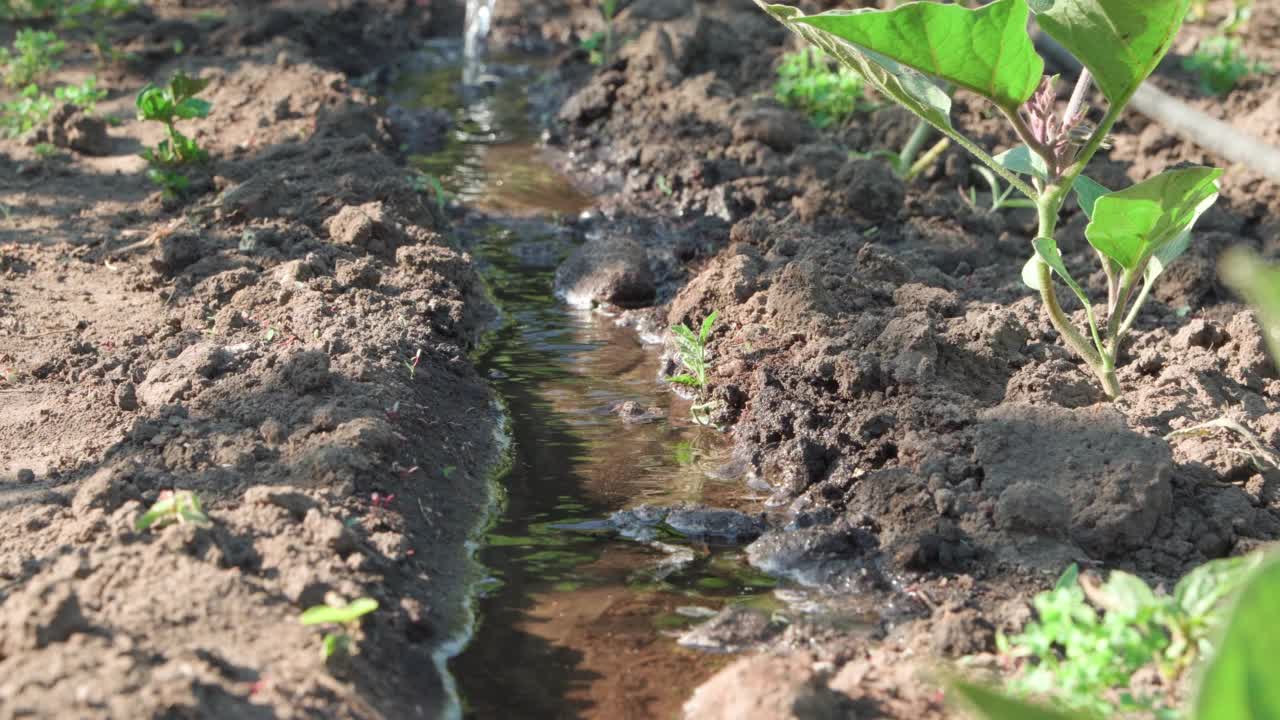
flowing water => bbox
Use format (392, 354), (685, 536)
(392, 43), (778, 720)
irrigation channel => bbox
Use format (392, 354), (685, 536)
(389, 34), (780, 720)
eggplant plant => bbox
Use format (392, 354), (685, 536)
(755, 0), (1222, 398)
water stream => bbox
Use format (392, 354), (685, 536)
(391, 39), (778, 720)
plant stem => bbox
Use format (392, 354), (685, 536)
(904, 136), (950, 181)
(1035, 186), (1119, 397)
(897, 118), (932, 177)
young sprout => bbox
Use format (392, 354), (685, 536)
(136, 71), (213, 199)
(1, 29), (66, 88)
(404, 348), (422, 380)
(1182, 35), (1271, 96)
(299, 597), (379, 661)
(135, 490), (211, 532)
(774, 46), (869, 129)
(668, 310), (719, 425)
(756, 0), (1222, 398)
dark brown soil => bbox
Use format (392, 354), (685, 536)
(521, 0), (1280, 716)
(1, 3), (502, 718)
(4, 0), (1279, 717)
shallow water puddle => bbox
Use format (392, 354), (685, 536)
(393, 53), (776, 718)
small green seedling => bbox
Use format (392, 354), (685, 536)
(299, 597), (378, 660)
(668, 310), (718, 425)
(410, 171), (450, 215)
(656, 174), (673, 196)
(757, 0), (1221, 399)
(1182, 35), (1270, 96)
(54, 76), (106, 113)
(136, 71), (212, 198)
(977, 556), (1261, 717)
(404, 348), (422, 380)
(135, 490), (211, 531)
(954, 553), (1280, 720)
(774, 46), (869, 129)
(1, 84), (54, 137)
(1, 29), (66, 88)
(596, 0), (618, 64)
(961, 165), (1038, 215)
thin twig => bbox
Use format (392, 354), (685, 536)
(1166, 418), (1280, 472)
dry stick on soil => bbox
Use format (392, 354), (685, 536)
(1165, 418), (1280, 472)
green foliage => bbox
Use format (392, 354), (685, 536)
(755, 0), (1215, 399)
(581, 0), (618, 65)
(961, 165), (1037, 214)
(1220, 249), (1280, 365)
(1193, 556), (1280, 718)
(1032, 0), (1190, 107)
(300, 597), (378, 660)
(299, 597), (379, 626)
(1085, 167), (1221, 273)
(135, 490), (211, 532)
(990, 557), (1261, 717)
(959, 554), (1280, 720)
(774, 47), (867, 128)
(668, 311), (718, 425)
(54, 75), (106, 113)
(1, 84), (54, 137)
(1182, 35), (1270, 96)
(409, 170), (450, 215)
(136, 72), (212, 198)
(793, 0), (1042, 112)
(1, 29), (66, 88)
(0, 0), (134, 20)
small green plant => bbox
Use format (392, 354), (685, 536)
(404, 348), (422, 380)
(1, 29), (66, 88)
(961, 165), (1038, 214)
(299, 597), (379, 660)
(757, 0), (1221, 399)
(136, 72), (212, 198)
(954, 553), (1280, 720)
(656, 174), (673, 196)
(578, 0), (619, 65)
(668, 310), (718, 425)
(991, 558), (1260, 717)
(135, 490), (212, 531)
(1182, 35), (1270, 96)
(1, 84), (55, 137)
(774, 46), (869, 129)
(54, 76), (106, 113)
(409, 171), (450, 215)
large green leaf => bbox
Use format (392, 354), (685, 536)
(1031, 0), (1191, 105)
(756, 2), (954, 130)
(1194, 555), (1280, 718)
(1085, 166), (1221, 272)
(950, 679), (1095, 720)
(1220, 249), (1280, 367)
(791, 0), (1043, 111)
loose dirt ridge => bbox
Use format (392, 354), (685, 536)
(1, 2), (498, 718)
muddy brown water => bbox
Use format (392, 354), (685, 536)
(394, 54), (777, 718)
